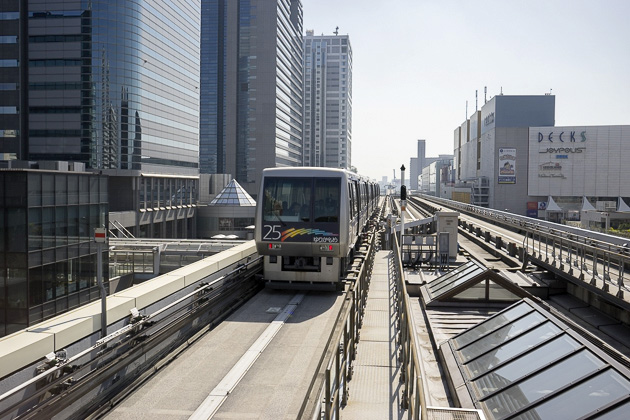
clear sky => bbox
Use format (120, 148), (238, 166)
(302, 0), (630, 181)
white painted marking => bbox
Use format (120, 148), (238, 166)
(188, 293), (305, 420)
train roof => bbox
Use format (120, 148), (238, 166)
(261, 167), (375, 183)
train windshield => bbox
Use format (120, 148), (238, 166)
(262, 177), (340, 223)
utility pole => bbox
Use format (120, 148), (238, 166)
(94, 227), (107, 338)
(400, 164), (406, 256)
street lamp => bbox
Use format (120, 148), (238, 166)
(400, 164), (406, 256)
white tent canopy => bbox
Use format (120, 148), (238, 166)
(617, 197), (630, 212)
(546, 196), (563, 212)
(581, 196), (596, 212)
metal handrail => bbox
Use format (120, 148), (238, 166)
(298, 231), (375, 420)
(391, 231), (428, 420)
(415, 195), (630, 300)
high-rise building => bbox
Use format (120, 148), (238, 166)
(303, 31), (352, 169)
(0, 0), (201, 238)
(410, 139), (426, 190)
(200, 0), (304, 197)
(0, 0), (201, 336)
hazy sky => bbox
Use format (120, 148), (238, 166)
(302, 0), (630, 181)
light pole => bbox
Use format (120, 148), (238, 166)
(94, 227), (107, 338)
(400, 164), (406, 256)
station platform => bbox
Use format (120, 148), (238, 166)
(342, 250), (405, 419)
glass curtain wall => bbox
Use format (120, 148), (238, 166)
(0, 171), (108, 337)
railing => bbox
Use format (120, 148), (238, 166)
(298, 229), (376, 420)
(416, 195), (630, 302)
(391, 231), (428, 420)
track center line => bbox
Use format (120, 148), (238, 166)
(188, 293), (305, 420)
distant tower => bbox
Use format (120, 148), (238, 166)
(303, 31), (353, 169)
(410, 140), (426, 190)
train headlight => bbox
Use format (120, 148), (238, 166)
(268, 243), (281, 250)
(319, 245), (335, 252)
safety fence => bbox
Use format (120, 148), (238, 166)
(299, 228), (376, 420)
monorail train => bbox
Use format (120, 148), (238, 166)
(255, 167), (380, 288)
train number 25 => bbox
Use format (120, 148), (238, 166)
(263, 225), (282, 240)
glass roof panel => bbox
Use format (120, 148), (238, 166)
(488, 281), (521, 301)
(465, 321), (562, 378)
(209, 179), (256, 206)
(458, 311), (546, 362)
(471, 333), (579, 398)
(429, 267), (485, 297)
(482, 350), (605, 418)
(513, 370), (630, 420)
(428, 261), (483, 295)
(593, 399), (630, 420)
(453, 301), (532, 349)
(451, 281), (487, 301)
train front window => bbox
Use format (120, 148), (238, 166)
(314, 179), (340, 223)
(262, 178), (312, 222)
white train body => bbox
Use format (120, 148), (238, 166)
(255, 167), (379, 287)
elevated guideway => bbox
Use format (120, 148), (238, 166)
(5, 195), (630, 420)
(413, 195), (630, 312)
(104, 289), (346, 420)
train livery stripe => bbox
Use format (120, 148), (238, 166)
(280, 228), (339, 241)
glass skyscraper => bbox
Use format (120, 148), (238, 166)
(0, 1), (201, 239)
(303, 31), (352, 169)
(1, 0), (200, 173)
(0, 0), (201, 335)
(200, 0), (303, 197)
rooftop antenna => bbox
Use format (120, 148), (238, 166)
(334, 26), (339, 36)
(475, 90), (478, 111)
(500, 86), (503, 95)
(484, 86), (487, 104)
(466, 100), (468, 119)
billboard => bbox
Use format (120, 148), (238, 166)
(498, 148), (516, 184)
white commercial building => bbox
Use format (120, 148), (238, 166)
(528, 125), (630, 226)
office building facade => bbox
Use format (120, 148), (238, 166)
(303, 31), (352, 169)
(453, 95), (555, 213)
(0, 165), (108, 336)
(1, 0), (201, 238)
(200, 0), (304, 197)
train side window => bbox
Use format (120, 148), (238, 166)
(314, 178), (340, 223)
(349, 182), (356, 219)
